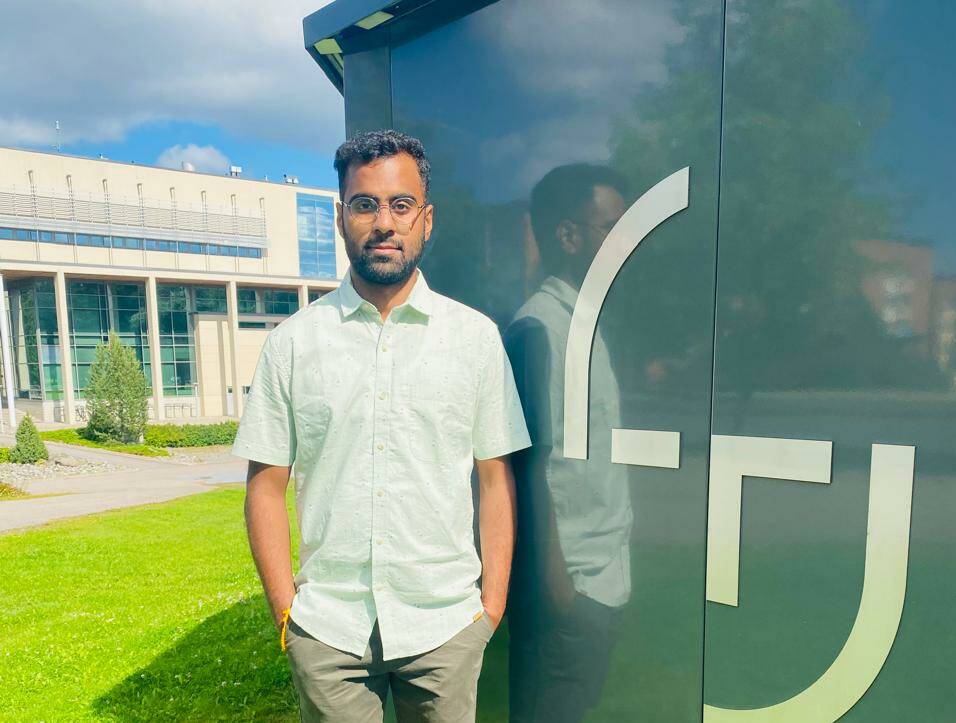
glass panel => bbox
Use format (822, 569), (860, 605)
(704, 4), (956, 720)
(237, 288), (258, 314)
(297, 193), (338, 279)
(386, 1), (724, 718)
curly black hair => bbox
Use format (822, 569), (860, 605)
(333, 129), (431, 199)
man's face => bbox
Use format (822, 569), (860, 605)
(578, 184), (626, 257)
(336, 152), (433, 286)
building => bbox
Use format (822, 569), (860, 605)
(0, 146), (345, 423)
(302, 2), (956, 721)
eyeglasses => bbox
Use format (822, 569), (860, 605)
(344, 196), (428, 232)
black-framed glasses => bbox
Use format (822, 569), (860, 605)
(344, 196), (428, 232)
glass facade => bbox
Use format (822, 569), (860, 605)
(296, 193), (337, 278)
(330, 0), (956, 720)
(156, 285), (197, 397)
(0, 225), (263, 258)
(194, 286), (228, 314)
(236, 287), (299, 316)
(67, 281), (151, 399)
(8, 278), (60, 400)
(0, 277), (306, 409)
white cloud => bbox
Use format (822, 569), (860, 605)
(0, 0), (343, 154)
(156, 143), (230, 173)
(467, 0), (688, 200)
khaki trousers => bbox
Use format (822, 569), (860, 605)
(285, 615), (495, 723)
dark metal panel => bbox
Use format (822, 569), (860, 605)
(344, 44), (392, 136)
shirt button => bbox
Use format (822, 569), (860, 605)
(376, 538), (384, 545)
(381, 345), (388, 352)
(378, 391), (387, 400)
(376, 443), (384, 451)
(377, 489), (385, 497)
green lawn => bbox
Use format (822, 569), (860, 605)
(0, 487), (511, 722)
(39, 428), (169, 457)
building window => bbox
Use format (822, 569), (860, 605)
(194, 286), (227, 314)
(1, 225), (263, 259)
(156, 285), (197, 397)
(8, 278), (59, 401)
(237, 288), (258, 314)
(263, 289), (298, 315)
(67, 281), (151, 399)
(236, 287), (299, 316)
(297, 193), (337, 279)
(308, 290), (323, 303)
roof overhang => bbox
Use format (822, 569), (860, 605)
(303, 0), (435, 94)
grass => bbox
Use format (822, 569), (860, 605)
(39, 428), (169, 457)
(0, 486), (511, 722)
(0, 481), (28, 499)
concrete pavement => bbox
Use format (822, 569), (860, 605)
(0, 441), (249, 534)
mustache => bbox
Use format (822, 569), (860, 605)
(364, 233), (403, 250)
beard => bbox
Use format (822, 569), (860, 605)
(346, 228), (426, 286)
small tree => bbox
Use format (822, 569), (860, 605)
(84, 331), (149, 444)
(10, 415), (48, 464)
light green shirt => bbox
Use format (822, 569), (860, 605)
(232, 270), (531, 659)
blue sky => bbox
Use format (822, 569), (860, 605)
(0, 0), (343, 190)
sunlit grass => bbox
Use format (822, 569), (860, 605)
(0, 486), (510, 722)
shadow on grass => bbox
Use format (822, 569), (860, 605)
(93, 592), (511, 723)
(93, 594), (298, 722)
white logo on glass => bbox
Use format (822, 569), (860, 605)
(563, 167), (915, 722)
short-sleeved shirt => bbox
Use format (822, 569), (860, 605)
(506, 275), (632, 607)
(232, 270), (531, 660)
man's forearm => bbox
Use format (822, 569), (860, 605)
(245, 465), (296, 629)
(476, 456), (517, 624)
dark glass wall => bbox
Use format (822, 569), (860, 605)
(336, 0), (956, 720)
(387, 1), (724, 720)
(705, 2), (956, 721)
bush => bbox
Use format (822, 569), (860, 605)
(39, 428), (169, 457)
(0, 447), (10, 464)
(9, 416), (49, 464)
(144, 421), (238, 448)
(84, 331), (149, 444)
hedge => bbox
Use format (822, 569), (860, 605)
(143, 422), (238, 448)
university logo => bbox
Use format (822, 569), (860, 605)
(564, 168), (914, 722)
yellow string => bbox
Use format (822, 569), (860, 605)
(280, 607), (291, 652)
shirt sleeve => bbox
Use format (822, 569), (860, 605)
(473, 325), (532, 460)
(231, 332), (297, 467)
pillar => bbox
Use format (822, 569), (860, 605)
(145, 276), (165, 421)
(0, 274), (17, 429)
(53, 271), (76, 423)
(298, 284), (309, 311)
(226, 280), (243, 418)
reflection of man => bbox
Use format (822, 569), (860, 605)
(234, 130), (531, 722)
(505, 164), (632, 723)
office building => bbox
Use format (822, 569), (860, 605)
(0, 146), (345, 423)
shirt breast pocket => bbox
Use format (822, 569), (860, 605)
(397, 367), (472, 463)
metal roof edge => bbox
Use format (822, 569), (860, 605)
(303, 0), (396, 94)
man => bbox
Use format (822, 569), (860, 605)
(505, 164), (632, 722)
(232, 129), (530, 723)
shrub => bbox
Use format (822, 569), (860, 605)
(0, 447), (10, 463)
(10, 416), (49, 464)
(144, 421), (238, 448)
(39, 428), (169, 457)
(84, 331), (149, 444)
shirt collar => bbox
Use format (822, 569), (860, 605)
(337, 268), (435, 320)
(539, 275), (579, 313)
